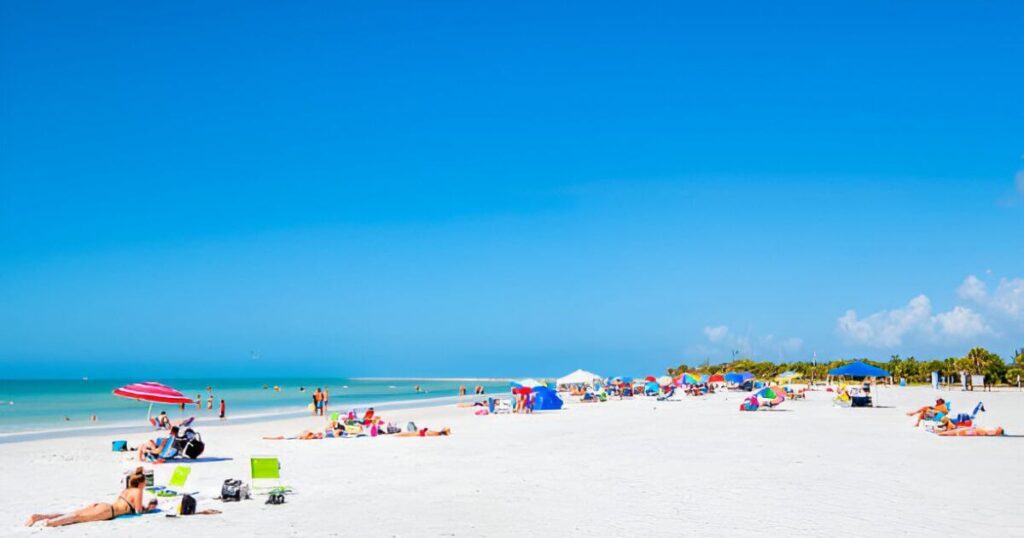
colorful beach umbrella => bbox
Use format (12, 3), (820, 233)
(680, 373), (700, 385)
(113, 381), (194, 405)
(708, 373), (725, 383)
(113, 381), (194, 421)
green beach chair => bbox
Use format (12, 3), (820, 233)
(251, 456), (281, 493)
(155, 465), (191, 497)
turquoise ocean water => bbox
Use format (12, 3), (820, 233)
(0, 378), (511, 435)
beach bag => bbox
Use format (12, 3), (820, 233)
(112, 440), (128, 452)
(220, 479), (249, 502)
(175, 429), (205, 459)
(179, 494), (197, 515)
(182, 434), (205, 459)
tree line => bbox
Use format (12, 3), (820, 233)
(668, 347), (1024, 386)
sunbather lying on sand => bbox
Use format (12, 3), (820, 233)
(933, 425), (1004, 436)
(26, 467), (157, 527)
(907, 398), (948, 427)
(263, 429), (330, 440)
(394, 427), (451, 437)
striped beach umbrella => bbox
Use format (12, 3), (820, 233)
(680, 373), (700, 385)
(113, 381), (194, 421)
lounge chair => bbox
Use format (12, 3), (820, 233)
(150, 465), (192, 497)
(251, 456), (281, 493)
(142, 436), (180, 462)
(494, 399), (513, 414)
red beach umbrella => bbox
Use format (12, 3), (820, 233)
(644, 375), (657, 382)
(113, 381), (194, 421)
(709, 374), (725, 383)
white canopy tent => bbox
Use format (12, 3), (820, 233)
(557, 369), (603, 387)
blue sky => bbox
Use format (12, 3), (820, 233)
(2, 1), (1022, 378)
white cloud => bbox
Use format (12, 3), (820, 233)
(957, 275), (987, 303)
(837, 294), (990, 348)
(958, 274), (1024, 320)
(703, 325), (729, 343)
(933, 306), (989, 339)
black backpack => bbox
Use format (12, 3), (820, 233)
(175, 429), (205, 459)
(179, 494), (197, 515)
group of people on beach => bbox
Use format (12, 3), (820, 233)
(189, 387), (225, 419)
(906, 398), (1003, 436)
(266, 406), (451, 440)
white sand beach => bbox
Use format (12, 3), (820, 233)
(3, 386), (1023, 537)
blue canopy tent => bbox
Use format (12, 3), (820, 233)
(829, 361), (890, 378)
(531, 387), (564, 411)
(829, 361), (890, 407)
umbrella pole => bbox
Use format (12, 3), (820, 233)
(147, 402), (153, 422)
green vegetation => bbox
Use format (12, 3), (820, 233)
(668, 346), (1024, 386)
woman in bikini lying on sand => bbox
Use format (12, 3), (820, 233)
(25, 467), (157, 527)
(934, 425), (1004, 436)
(394, 427), (451, 437)
(929, 415), (1004, 436)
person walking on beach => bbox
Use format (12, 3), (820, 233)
(219, 399), (226, 420)
(312, 388), (321, 416)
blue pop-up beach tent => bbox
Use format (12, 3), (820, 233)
(531, 387), (564, 411)
(829, 361), (890, 378)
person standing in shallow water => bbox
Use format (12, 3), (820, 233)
(196, 394), (201, 411)
(207, 395), (213, 410)
(219, 399), (225, 420)
(459, 385), (466, 399)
